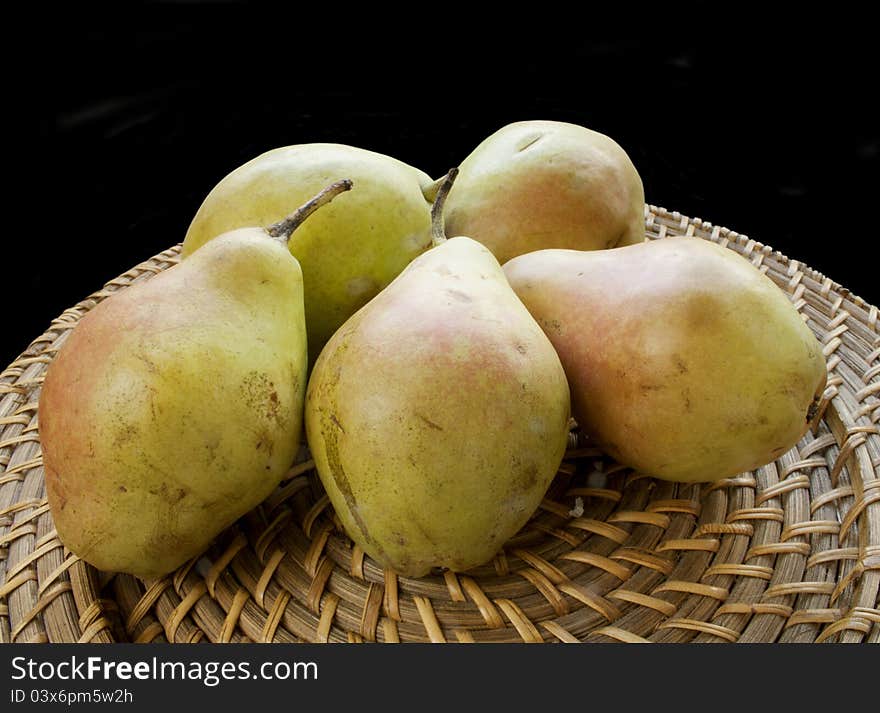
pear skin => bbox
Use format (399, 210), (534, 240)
(503, 237), (828, 483)
(305, 237), (571, 577)
(443, 120), (645, 264)
(182, 143), (434, 364)
(40, 228), (308, 578)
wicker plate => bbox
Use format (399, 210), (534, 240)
(1, 206), (878, 644)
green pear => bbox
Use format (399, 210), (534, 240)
(503, 237), (828, 483)
(305, 171), (571, 577)
(182, 143), (435, 364)
(39, 182), (350, 578)
(440, 120), (645, 265)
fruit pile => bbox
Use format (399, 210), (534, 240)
(37, 120), (827, 580)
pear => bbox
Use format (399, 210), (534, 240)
(440, 120), (645, 265)
(182, 143), (435, 364)
(305, 170), (571, 577)
(39, 181), (351, 578)
(504, 237), (828, 483)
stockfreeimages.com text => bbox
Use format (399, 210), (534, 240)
(11, 655), (317, 688)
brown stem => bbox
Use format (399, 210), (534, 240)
(421, 175), (446, 204)
(430, 167), (459, 247)
(266, 179), (353, 243)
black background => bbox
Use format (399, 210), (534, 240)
(15, 5), (878, 369)
(3, 643), (873, 709)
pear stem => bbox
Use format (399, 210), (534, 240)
(421, 174), (446, 204)
(266, 179), (353, 243)
(430, 167), (459, 247)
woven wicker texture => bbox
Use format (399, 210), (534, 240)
(1, 206), (878, 644)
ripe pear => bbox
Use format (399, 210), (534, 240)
(39, 182), (351, 578)
(440, 120), (645, 264)
(182, 143), (435, 364)
(504, 237), (828, 483)
(305, 171), (571, 577)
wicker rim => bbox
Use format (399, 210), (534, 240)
(1, 205), (878, 643)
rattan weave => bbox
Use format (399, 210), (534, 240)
(1, 205), (878, 644)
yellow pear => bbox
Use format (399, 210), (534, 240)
(305, 171), (571, 576)
(39, 182), (350, 578)
(441, 120), (645, 264)
(182, 143), (434, 364)
(504, 237), (828, 482)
